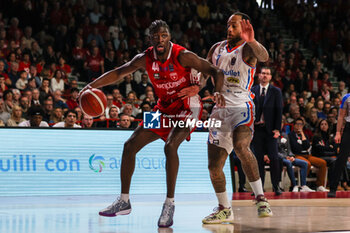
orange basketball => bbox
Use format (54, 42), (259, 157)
(79, 88), (107, 117)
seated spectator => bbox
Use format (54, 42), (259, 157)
(81, 114), (94, 128)
(49, 107), (64, 125)
(0, 97), (10, 124)
(307, 70), (322, 97)
(39, 78), (51, 101)
(29, 65), (40, 87)
(136, 73), (152, 97)
(320, 83), (333, 102)
(18, 52), (31, 73)
(289, 118), (328, 192)
(278, 119), (314, 192)
(12, 88), (21, 106)
(332, 97), (341, 109)
(53, 90), (68, 109)
(97, 106), (119, 128)
(119, 103), (135, 120)
(104, 49), (117, 72)
(312, 119), (337, 167)
(297, 96), (306, 116)
(53, 110), (81, 128)
(23, 89), (33, 106)
(18, 105), (49, 127)
(26, 77), (37, 91)
(105, 94), (120, 118)
(139, 86), (153, 100)
(322, 72), (333, 91)
(8, 61), (19, 88)
(3, 89), (14, 113)
(74, 106), (83, 123)
(338, 81), (348, 97)
(118, 114), (132, 129)
(112, 88), (125, 108)
(294, 71), (307, 93)
(42, 98), (53, 122)
(15, 70), (28, 90)
(72, 37), (87, 78)
(315, 99), (327, 120)
(144, 89), (157, 107)
(31, 88), (42, 106)
(125, 91), (141, 116)
(56, 56), (71, 77)
(84, 46), (104, 81)
(0, 60), (12, 87)
(0, 75), (8, 95)
(51, 70), (65, 92)
(286, 104), (300, 123)
(66, 88), (79, 110)
(327, 111), (337, 136)
(6, 105), (25, 126)
(19, 96), (30, 118)
(323, 101), (332, 115)
(118, 74), (138, 98)
(135, 101), (152, 120)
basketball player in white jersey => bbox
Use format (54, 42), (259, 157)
(198, 12), (272, 223)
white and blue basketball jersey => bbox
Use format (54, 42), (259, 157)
(211, 41), (255, 105)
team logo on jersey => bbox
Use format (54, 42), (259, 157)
(152, 62), (159, 72)
(169, 72), (178, 81)
(227, 77), (240, 84)
(169, 64), (174, 72)
(231, 57), (236, 66)
(154, 73), (160, 79)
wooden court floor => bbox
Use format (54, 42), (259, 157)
(0, 193), (349, 233)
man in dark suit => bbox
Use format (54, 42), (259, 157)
(118, 74), (138, 98)
(252, 67), (283, 195)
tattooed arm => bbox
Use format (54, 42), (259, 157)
(246, 40), (269, 62)
(240, 19), (269, 67)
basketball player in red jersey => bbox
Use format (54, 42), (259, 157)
(79, 20), (224, 228)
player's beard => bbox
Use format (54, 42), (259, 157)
(227, 35), (241, 47)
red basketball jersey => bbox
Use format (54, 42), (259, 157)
(145, 42), (199, 114)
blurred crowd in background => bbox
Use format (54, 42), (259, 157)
(0, 0), (349, 131)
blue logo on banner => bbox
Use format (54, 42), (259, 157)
(144, 110), (161, 129)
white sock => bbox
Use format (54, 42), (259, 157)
(249, 178), (264, 197)
(120, 193), (129, 202)
(165, 197), (174, 204)
(216, 191), (231, 209)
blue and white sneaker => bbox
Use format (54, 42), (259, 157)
(99, 197), (132, 217)
(158, 202), (175, 227)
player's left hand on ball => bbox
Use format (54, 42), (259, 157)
(214, 92), (225, 107)
(78, 84), (92, 100)
(178, 85), (200, 100)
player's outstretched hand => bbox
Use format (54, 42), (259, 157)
(177, 85), (200, 100)
(214, 92), (225, 107)
(240, 19), (255, 43)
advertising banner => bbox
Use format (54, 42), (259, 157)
(0, 129), (232, 196)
